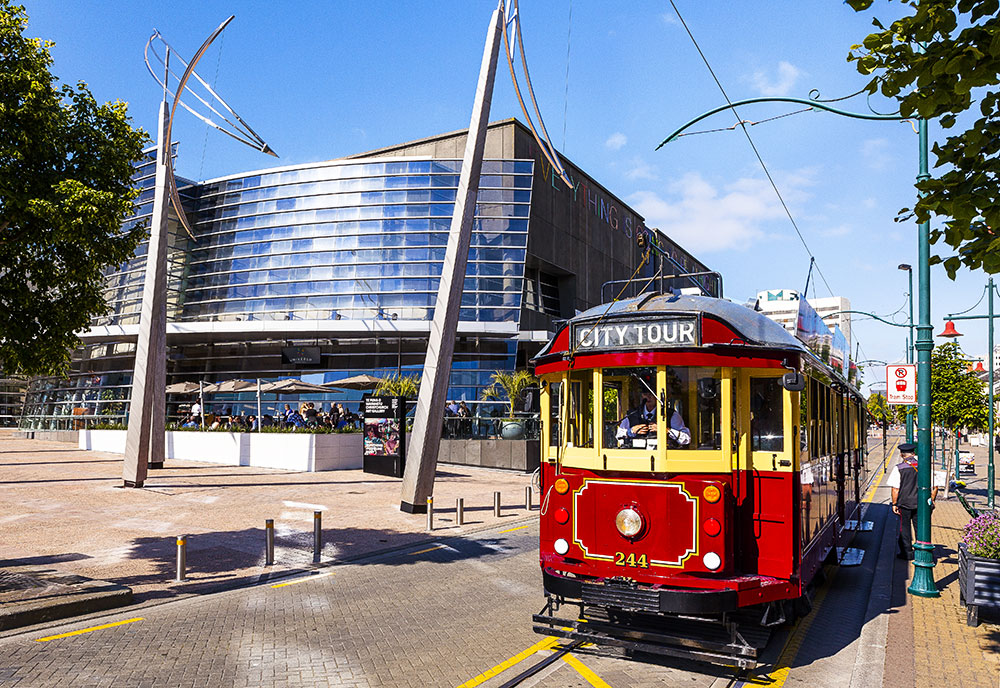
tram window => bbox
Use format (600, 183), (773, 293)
(548, 381), (562, 448)
(567, 371), (594, 448)
(689, 368), (722, 450)
(602, 367), (659, 450)
(750, 377), (784, 452)
(800, 382), (809, 462)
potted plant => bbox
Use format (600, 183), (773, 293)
(958, 510), (1000, 626)
(479, 370), (538, 440)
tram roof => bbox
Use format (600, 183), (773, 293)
(538, 293), (809, 358)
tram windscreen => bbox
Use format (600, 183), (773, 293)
(750, 377), (784, 452)
(602, 366), (722, 451)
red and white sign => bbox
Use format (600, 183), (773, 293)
(886, 364), (916, 404)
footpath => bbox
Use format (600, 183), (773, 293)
(0, 429), (533, 629)
(888, 440), (1000, 688)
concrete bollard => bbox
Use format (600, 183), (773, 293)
(175, 535), (187, 582)
(494, 490), (501, 517)
(265, 519), (274, 566)
(426, 496), (434, 531)
(525, 485), (532, 511)
(313, 511), (322, 563)
(456, 497), (464, 526)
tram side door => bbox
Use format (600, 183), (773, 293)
(735, 370), (797, 580)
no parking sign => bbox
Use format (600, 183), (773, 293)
(886, 364), (916, 404)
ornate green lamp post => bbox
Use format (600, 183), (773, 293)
(660, 92), (939, 598)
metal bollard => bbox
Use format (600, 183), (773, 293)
(313, 511), (322, 563)
(175, 535), (187, 582)
(265, 519), (274, 566)
(525, 485), (532, 511)
(426, 496), (434, 531)
(456, 497), (464, 526)
(494, 490), (501, 517)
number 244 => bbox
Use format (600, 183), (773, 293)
(614, 552), (648, 568)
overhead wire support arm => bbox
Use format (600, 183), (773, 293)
(656, 95), (906, 150)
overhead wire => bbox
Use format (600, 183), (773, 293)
(667, 0), (836, 298)
(562, 0), (572, 151)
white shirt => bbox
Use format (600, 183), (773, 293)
(886, 462), (946, 489)
(191, 402), (202, 416)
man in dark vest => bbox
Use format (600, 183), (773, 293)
(887, 443), (941, 560)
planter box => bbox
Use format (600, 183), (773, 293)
(959, 542), (1000, 626)
(78, 429), (362, 472)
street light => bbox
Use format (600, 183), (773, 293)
(660, 89), (938, 597)
(942, 276), (996, 508)
(937, 320), (963, 476)
(899, 264), (915, 443)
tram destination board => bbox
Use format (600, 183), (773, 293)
(572, 315), (699, 352)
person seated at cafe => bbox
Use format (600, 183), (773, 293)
(304, 402), (319, 427)
(247, 415), (259, 431)
(181, 415), (198, 428)
(616, 392), (690, 448)
(287, 409), (306, 428)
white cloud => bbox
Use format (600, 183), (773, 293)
(861, 137), (891, 170)
(605, 132), (627, 151)
(661, 12), (679, 26)
(625, 156), (658, 181)
(750, 61), (802, 97)
(819, 223), (852, 238)
(628, 172), (808, 253)
(863, 197), (878, 209)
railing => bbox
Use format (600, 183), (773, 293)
(442, 413), (540, 440)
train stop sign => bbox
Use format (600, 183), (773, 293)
(886, 364), (917, 404)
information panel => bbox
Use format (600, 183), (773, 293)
(362, 395), (406, 478)
(886, 364), (916, 405)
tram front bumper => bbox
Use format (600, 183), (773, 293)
(543, 568), (739, 615)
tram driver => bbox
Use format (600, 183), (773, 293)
(616, 391), (691, 449)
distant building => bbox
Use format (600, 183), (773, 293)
(755, 290), (851, 351)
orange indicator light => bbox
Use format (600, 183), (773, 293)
(554, 478), (569, 494)
(703, 485), (721, 503)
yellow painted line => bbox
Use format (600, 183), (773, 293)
(563, 653), (613, 687)
(35, 617), (143, 642)
(864, 438), (898, 504)
(499, 524), (530, 534)
(455, 636), (559, 688)
(270, 571), (335, 588)
(409, 544), (445, 556)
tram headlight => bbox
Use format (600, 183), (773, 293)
(615, 507), (643, 539)
(702, 552), (722, 571)
(554, 538), (570, 555)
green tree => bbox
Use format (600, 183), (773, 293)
(867, 391), (891, 426)
(480, 369), (538, 418)
(930, 341), (988, 430)
(847, 0), (1000, 276)
(374, 372), (419, 399)
(0, 2), (148, 376)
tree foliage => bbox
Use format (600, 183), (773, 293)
(480, 369), (538, 418)
(867, 391), (891, 425)
(930, 341), (988, 429)
(847, 0), (1000, 276)
(374, 372), (420, 399)
(0, 1), (148, 375)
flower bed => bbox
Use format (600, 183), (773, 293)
(958, 511), (1000, 627)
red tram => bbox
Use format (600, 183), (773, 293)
(530, 292), (874, 668)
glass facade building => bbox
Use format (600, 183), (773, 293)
(20, 120), (717, 429)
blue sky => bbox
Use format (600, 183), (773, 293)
(24, 1), (994, 393)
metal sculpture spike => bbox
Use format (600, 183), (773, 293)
(502, 0), (573, 189)
(143, 16), (277, 240)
